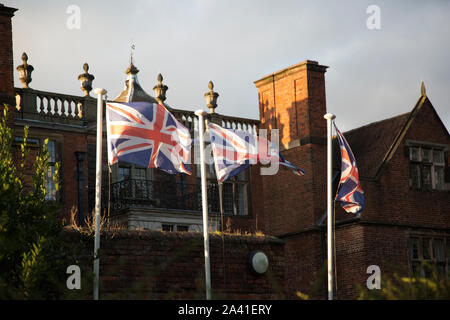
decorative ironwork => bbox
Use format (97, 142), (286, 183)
(103, 179), (222, 214)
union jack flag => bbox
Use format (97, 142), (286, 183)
(334, 122), (364, 214)
(106, 102), (191, 175)
(208, 123), (305, 182)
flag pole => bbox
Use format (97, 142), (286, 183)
(93, 88), (107, 300)
(324, 113), (336, 300)
(195, 109), (211, 300)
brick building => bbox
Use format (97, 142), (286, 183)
(253, 60), (450, 298)
(1, 3), (449, 299)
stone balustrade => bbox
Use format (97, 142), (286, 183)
(13, 53), (260, 132)
(15, 87), (94, 126)
(14, 88), (260, 133)
(217, 113), (259, 134)
(171, 107), (259, 135)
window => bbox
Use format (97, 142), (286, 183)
(408, 145), (446, 191)
(14, 136), (61, 201)
(118, 166), (131, 182)
(221, 170), (249, 216)
(433, 239), (446, 275)
(116, 165), (154, 200)
(45, 140), (57, 201)
(134, 167), (149, 198)
(161, 224), (190, 232)
(408, 236), (449, 278)
(14, 136), (40, 147)
(176, 225), (189, 232)
(197, 156), (250, 216)
(162, 224), (174, 232)
(117, 166), (131, 199)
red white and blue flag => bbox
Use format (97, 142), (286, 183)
(334, 122), (364, 214)
(208, 123), (305, 182)
(106, 102), (191, 175)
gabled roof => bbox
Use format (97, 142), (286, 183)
(336, 112), (411, 179)
(333, 83), (449, 180)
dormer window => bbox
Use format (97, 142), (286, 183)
(408, 143), (446, 191)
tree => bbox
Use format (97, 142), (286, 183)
(0, 105), (71, 299)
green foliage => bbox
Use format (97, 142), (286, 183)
(358, 264), (450, 300)
(0, 105), (74, 299)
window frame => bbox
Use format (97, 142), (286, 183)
(116, 164), (155, 200)
(222, 174), (249, 216)
(407, 234), (449, 278)
(45, 140), (58, 201)
(406, 141), (448, 191)
(161, 224), (190, 232)
(203, 168), (250, 216)
(14, 135), (62, 202)
(162, 224), (174, 232)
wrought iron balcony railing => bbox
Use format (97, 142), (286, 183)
(103, 179), (220, 214)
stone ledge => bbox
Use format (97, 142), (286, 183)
(63, 226), (284, 245)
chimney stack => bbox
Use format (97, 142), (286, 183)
(254, 60), (328, 149)
(0, 4), (18, 115)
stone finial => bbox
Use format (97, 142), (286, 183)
(16, 52), (34, 88)
(421, 81), (426, 97)
(125, 60), (139, 75)
(78, 63), (95, 97)
(204, 80), (219, 114)
(153, 73), (168, 104)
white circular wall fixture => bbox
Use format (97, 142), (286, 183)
(248, 250), (269, 275)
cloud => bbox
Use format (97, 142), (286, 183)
(8, 0), (450, 131)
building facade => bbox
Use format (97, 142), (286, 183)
(1, 3), (449, 299)
(253, 59), (450, 298)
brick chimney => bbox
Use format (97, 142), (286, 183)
(254, 60), (328, 149)
(0, 3), (17, 123)
(253, 60), (329, 236)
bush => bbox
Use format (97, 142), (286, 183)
(0, 105), (76, 299)
(358, 264), (450, 300)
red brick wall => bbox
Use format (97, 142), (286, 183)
(332, 97), (450, 299)
(0, 4), (17, 125)
(252, 61), (330, 299)
(254, 60), (328, 236)
(253, 60), (449, 300)
(12, 126), (91, 223)
(334, 223), (366, 299)
(283, 231), (326, 299)
(370, 99), (450, 227)
(259, 145), (317, 235)
(333, 98), (450, 228)
(64, 228), (286, 299)
(334, 223), (450, 299)
(255, 60), (327, 148)
(60, 132), (89, 223)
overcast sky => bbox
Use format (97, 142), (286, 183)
(7, 0), (450, 132)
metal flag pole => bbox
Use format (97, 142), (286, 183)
(93, 88), (107, 300)
(195, 109), (211, 300)
(324, 113), (336, 300)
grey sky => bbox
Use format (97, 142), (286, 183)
(7, 0), (450, 132)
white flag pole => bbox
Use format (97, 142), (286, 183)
(93, 88), (107, 300)
(324, 113), (336, 300)
(195, 109), (211, 300)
